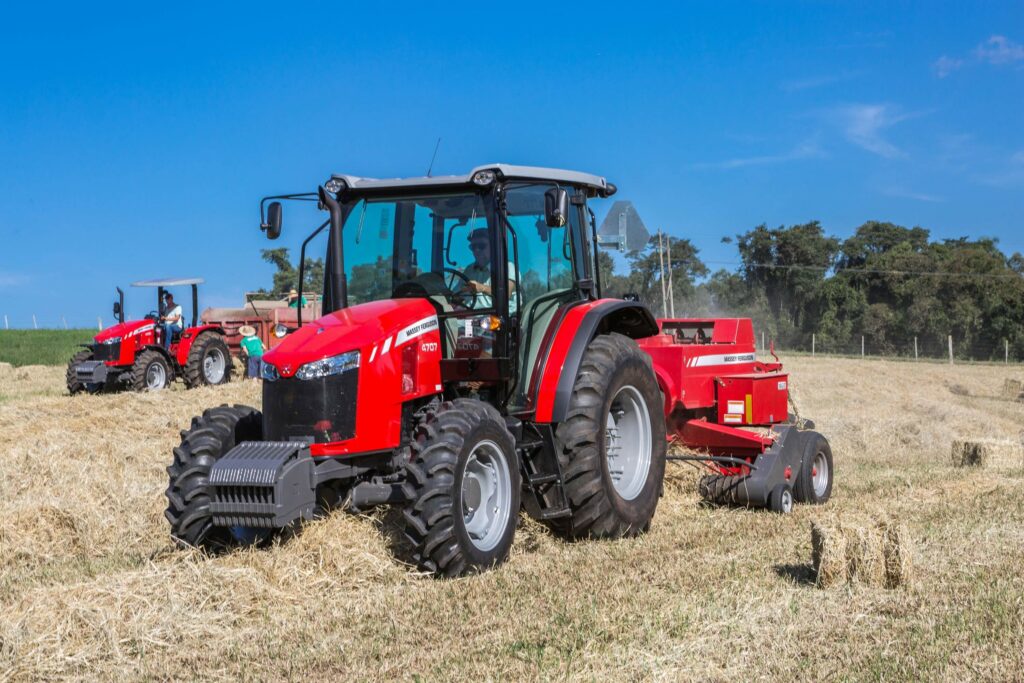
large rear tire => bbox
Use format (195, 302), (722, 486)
(551, 333), (667, 539)
(184, 332), (233, 388)
(131, 349), (171, 391)
(164, 404), (264, 549)
(402, 399), (520, 577)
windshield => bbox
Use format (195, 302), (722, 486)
(340, 192), (495, 312)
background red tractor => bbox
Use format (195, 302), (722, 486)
(165, 165), (832, 576)
(67, 278), (233, 393)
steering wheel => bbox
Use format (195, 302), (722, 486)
(145, 310), (159, 321)
(443, 267), (479, 309)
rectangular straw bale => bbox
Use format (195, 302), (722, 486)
(844, 524), (886, 588)
(951, 440), (989, 467)
(811, 522), (847, 589)
(1002, 378), (1023, 399)
(879, 522), (913, 589)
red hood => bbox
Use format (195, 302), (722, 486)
(95, 319), (155, 343)
(263, 298), (437, 377)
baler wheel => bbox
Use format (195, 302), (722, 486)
(401, 399), (520, 577)
(164, 404), (265, 549)
(66, 349), (100, 394)
(550, 333), (667, 539)
(132, 349), (171, 391)
(768, 483), (794, 513)
(792, 431), (833, 504)
(184, 332), (233, 388)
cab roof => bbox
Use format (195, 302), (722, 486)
(327, 164), (615, 197)
(131, 278), (204, 287)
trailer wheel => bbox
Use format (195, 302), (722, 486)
(401, 399), (520, 577)
(66, 349), (103, 394)
(768, 483), (794, 513)
(792, 431), (833, 504)
(132, 349), (171, 391)
(164, 404), (267, 549)
(184, 332), (233, 387)
(551, 333), (667, 539)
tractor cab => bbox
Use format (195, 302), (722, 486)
(66, 277), (234, 393)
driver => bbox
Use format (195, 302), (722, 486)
(460, 228), (517, 311)
(159, 292), (183, 350)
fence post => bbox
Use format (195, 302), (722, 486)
(62, 316), (68, 330)
(914, 336), (918, 360)
(1006, 339), (1009, 364)
(97, 317), (103, 331)
(861, 335), (865, 357)
(812, 333), (816, 356)
(32, 314), (37, 330)
(761, 331), (765, 352)
(3, 314), (7, 330)
(948, 335), (953, 364)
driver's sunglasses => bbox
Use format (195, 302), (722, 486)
(470, 242), (489, 252)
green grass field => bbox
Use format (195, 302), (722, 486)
(0, 329), (96, 367)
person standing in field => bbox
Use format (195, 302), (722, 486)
(239, 325), (264, 381)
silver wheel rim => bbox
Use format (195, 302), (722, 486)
(781, 488), (793, 513)
(812, 450), (829, 497)
(605, 385), (653, 501)
(146, 362), (166, 389)
(461, 439), (513, 552)
(203, 348), (226, 384)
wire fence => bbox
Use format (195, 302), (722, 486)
(758, 331), (1023, 365)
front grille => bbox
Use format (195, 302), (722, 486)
(262, 371), (358, 443)
(90, 342), (121, 362)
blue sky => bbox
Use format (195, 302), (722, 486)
(1, 2), (1022, 328)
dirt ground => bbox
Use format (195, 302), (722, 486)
(1, 356), (1022, 681)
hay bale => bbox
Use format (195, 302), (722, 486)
(951, 440), (990, 467)
(947, 382), (970, 397)
(844, 524), (886, 588)
(879, 522), (913, 589)
(1002, 378), (1023, 399)
(951, 439), (1023, 468)
(811, 521), (847, 589)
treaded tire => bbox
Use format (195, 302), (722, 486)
(551, 333), (667, 539)
(184, 332), (233, 388)
(792, 431), (833, 504)
(402, 399), (520, 577)
(66, 349), (95, 394)
(165, 404), (263, 549)
(131, 349), (171, 391)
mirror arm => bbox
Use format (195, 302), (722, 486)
(296, 219), (330, 327)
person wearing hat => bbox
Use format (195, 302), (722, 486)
(238, 325), (264, 381)
(459, 227), (517, 312)
(158, 292), (183, 351)
(286, 288), (308, 308)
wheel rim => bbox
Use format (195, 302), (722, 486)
(461, 439), (513, 552)
(812, 450), (829, 497)
(203, 348), (226, 384)
(605, 385), (653, 501)
(146, 361), (167, 389)
(781, 488), (793, 513)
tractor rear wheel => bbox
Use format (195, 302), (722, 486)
(792, 431), (833, 504)
(184, 332), (233, 388)
(131, 349), (171, 391)
(401, 399), (520, 577)
(165, 404), (265, 549)
(66, 349), (101, 394)
(551, 333), (667, 539)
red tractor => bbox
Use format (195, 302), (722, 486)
(165, 165), (833, 576)
(67, 278), (233, 393)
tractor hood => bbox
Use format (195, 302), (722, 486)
(262, 298), (437, 378)
(95, 319), (155, 344)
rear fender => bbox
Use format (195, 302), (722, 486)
(175, 325), (224, 365)
(533, 299), (658, 423)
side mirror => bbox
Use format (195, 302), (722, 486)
(544, 187), (569, 228)
(263, 201), (282, 240)
(112, 301), (121, 317)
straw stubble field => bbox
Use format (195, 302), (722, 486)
(1, 356), (1022, 680)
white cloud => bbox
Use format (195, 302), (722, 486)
(933, 55), (964, 78)
(975, 35), (1024, 65)
(0, 273), (30, 288)
(882, 187), (945, 203)
(690, 138), (824, 170)
(830, 104), (913, 159)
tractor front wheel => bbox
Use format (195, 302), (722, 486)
(184, 332), (233, 388)
(131, 349), (171, 391)
(401, 399), (520, 577)
(552, 333), (667, 539)
(66, 349), (102, 394)
(165, 404), (266, 549)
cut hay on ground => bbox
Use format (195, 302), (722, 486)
(951, 438), (1024, 468)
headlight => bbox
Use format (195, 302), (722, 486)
(274, 323), (288, 339)
(324, 177), (346, 193)
(101, 336), (121, 345)
(471, 170), (496, 186)
(261, 362), (280, 381)
(295, 350), (360, 380)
